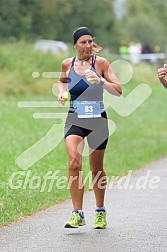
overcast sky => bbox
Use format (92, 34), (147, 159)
(113, 0), (126, 18)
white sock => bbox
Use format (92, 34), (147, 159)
(95, 207), (106, 212)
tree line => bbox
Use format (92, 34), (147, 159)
(0, 0), (167, 52)
(118, 0), (167, 52)
(0, 0), (116, 46)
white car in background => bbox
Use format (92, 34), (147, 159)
(34, 39), (68, 56)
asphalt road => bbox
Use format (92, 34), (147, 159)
(1, 156), (167, 252)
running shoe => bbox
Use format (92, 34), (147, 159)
(94, 210), (107, 229)
(64, 211), (86, 228)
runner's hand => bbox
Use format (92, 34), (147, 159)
(157, 66), (167, 85)
(58, 93), (65, 105)
(85, 69), (100, 84)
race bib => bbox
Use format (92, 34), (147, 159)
(74, 101), (101, 118)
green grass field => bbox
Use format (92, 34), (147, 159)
(0, 42), (167, 226)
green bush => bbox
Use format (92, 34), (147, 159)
(0, 41), (66, 95)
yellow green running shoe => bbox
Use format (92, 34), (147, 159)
(94, 210), (107, 229)
(64, 211), (86, 228)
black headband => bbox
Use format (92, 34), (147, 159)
(73, 27), (93, 44)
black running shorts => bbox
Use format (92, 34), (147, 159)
(64, 111), (109, 150)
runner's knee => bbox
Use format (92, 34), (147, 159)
(68, 154), (81, 173)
